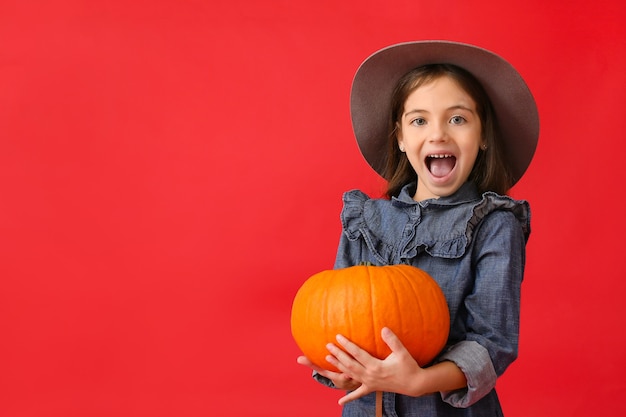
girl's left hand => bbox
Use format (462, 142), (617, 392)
(325, 327), (427, 405)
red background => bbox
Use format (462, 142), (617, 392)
(1, 1), (625, 416)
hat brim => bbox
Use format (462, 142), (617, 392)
(350, 40), (539, 186)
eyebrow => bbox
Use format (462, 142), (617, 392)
(403, 105), (476, 118)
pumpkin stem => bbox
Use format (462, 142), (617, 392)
(358, 261), (374, 266)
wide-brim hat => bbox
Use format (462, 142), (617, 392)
(350, 40), (539, 185)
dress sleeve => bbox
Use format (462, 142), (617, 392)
(312, 371), (337, 388)
(437, 209), (527, 407)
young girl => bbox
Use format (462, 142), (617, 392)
(297, 41), (539, 416)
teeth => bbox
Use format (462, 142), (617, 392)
(428, 154), (453, 158)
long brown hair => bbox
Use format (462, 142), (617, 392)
(383, 64), (513, 198)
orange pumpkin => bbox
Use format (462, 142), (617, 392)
(291, 264), (450, 372)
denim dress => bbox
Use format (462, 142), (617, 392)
(314, 181), (530, 417)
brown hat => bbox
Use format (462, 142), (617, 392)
(350, 40), (539, 185)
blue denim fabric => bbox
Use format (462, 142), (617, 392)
(315, 182), (530, 417)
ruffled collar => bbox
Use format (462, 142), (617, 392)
(340, 182), (530, 262)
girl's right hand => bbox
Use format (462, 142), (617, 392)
(296, 356), (362, 391)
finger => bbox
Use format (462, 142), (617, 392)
(381, 327), (407, 353)
(337, 384), (373, 406)
(335, 334), (358, 353)
(325, 344), (357, 375)
(296, 356), (313, 366)
(335, 334), (373, 364)
(297, 355), (323, 371)
(326, 342), (357, 364)
(297, 355), (345, 380)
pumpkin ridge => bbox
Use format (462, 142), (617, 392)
(366, 265), (379, 358)
(386, 266), (403, 358)
(399, 265), (425, 362)
(347, 270), (359, 354)
(320, 273), (329, 368)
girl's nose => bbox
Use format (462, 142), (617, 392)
(428, 123), (448, 142)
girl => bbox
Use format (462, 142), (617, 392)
(297, 41), (539, 416)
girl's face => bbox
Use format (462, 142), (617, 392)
(397, 76), (484, 202)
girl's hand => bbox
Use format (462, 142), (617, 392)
(296, 355), (362, 391)
(325, 327), (428, 405)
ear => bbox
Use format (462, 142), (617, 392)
(396, 123), (405, 151)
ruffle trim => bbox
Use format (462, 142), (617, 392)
(340, 189), (530, 262)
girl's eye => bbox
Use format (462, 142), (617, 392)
(411, 118), (426, 126)
(450, 115), (466, 125)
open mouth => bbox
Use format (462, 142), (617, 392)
(426, 154), (456, 178)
